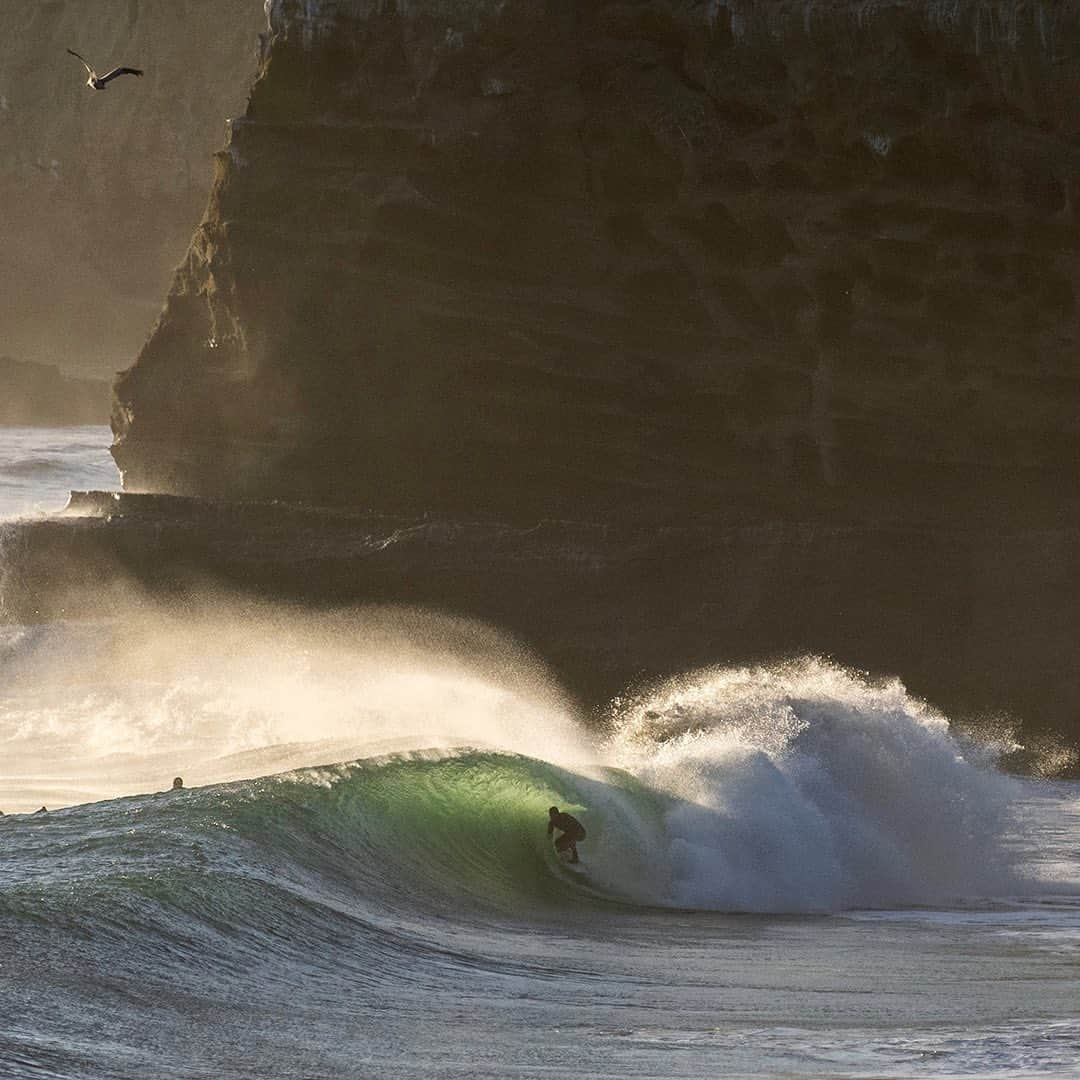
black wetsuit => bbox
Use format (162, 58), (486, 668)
(548, 811), (586, 861)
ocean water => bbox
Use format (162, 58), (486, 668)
(1, 431), (1079, 1079)
(0, 426), (120, 520)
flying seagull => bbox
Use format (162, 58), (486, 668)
(66, 49), (143, 90)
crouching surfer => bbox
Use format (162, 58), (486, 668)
(547, 806), (586, 864)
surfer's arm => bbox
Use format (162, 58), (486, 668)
(546, 820), (555, 836)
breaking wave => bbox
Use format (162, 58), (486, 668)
(0, 605), (1028, 919)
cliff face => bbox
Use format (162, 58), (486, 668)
(113, 0), (1080, 522)
(0, 1), (264, 375)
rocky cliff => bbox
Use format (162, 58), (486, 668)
(8, 0), (1077, 753)
(0, 1), (264, 375)
(114, 0), (1080, 523)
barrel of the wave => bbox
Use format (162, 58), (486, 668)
(218, 752), (671, 914)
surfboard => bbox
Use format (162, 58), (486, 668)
(555, 852), (586, 876)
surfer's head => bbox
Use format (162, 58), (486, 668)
(548, 806), (559, 817)
(172, 776), (184, 790)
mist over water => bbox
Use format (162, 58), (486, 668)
(0, 600), (587, 811)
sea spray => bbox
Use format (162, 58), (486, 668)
(0, 599), (589, 812)
(608, 658), (1020, 910)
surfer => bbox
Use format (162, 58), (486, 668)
(547, 806), (586, 864)
(171, 777), (184, 791)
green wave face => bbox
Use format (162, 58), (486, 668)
(1, 660), (1022, 922)
(220, 751), (674, 914)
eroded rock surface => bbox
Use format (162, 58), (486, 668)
(114, 0), (1080, 523)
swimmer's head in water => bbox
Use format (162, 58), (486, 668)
(172, 777), (184, 790)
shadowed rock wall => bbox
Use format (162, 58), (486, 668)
(0, 1), (264, 375)
(113, 0), (1080, 523)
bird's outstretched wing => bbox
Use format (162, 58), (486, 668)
(66, 48), (95, 76)
(98, 67), (143, 85)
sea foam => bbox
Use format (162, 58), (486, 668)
(608, 659), (1019, 911)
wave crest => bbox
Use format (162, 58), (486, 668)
(607, 658), (1018, 910)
